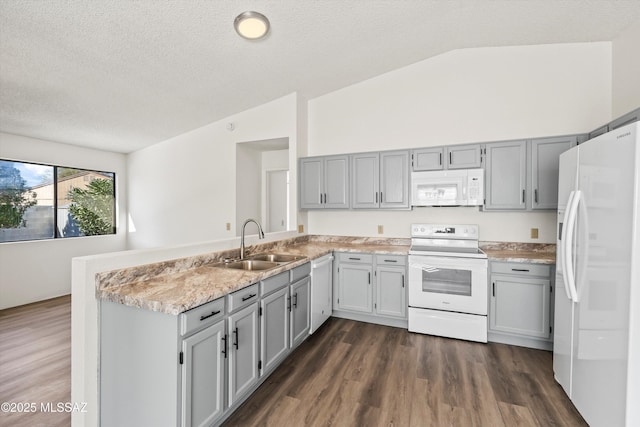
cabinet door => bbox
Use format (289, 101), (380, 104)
(490, 274), (551, 339)
(351, 153), (380, 209)
(588, 124), (608, 141)
(181, 320), (225, 427)
(260, 287), (289, 375)
(531, 136), (577, 210)
(380, 151), (409, 209)
(299, 158), (323, 209)
(290, 277), (311, 348)
(375, 266), (406, 318)
(484, 140), (527, 210)
(337, 263), (373, 313)
(412, 147), (444, 171)
(324, 156), (349, 209)
(228, 303), (259, 405)
(446, 144), (482, 169)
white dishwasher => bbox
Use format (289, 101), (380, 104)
(310, 253), (334, 334)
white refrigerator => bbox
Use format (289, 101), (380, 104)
(553, 121), (640, 426)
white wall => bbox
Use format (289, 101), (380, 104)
(0, 132), (127, 309)
(235, 144), (262, 235)
(127, 93), (301, 249)
(613, 20), (640, 117)
(307, 43), (612, 243)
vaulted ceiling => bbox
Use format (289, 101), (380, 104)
(2, 0), (640, 153)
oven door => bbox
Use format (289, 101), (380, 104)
(408, 255), (488, 315)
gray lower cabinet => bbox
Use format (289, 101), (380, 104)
(299, 155), (349, 209)
(290, 276), (311, 347)
(228, 302), (259, 406)
(484, 139), (527, 210)
(181, 320), (226, 427)
(488, 262), (554, 350)
(260, 287), (289, 375)
(375, 260), (406, 318)
(351, 150), (409, 209)
(333, 253), (407, 328)
(336, 256), (373, 313)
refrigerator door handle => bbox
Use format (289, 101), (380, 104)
(564, 190), (581, 303)
(559, 191), (575, 300)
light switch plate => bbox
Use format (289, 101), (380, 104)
(226, 223), (231, 231)
(378, 225), (384, 234)
(298, 224), (304, 233)
(530, 228), (539, 239)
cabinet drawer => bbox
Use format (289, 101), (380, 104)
(375, 254), (406, 266)
(337, 253), (373, 264)
(491, 262), (551, 278)
(260, 271), (289, 296)
(290, 262), (311, 282)
(228, 283), (259, 313)
(180, 297), (225, 336)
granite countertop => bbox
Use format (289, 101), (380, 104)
(97, 236), (555, 315)
(480, 242), (556, 265)
(96, 235), (409, 315)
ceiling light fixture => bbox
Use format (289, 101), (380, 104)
(234, 11), (270, 40)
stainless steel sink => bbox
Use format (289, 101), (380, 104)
(247, 253), (306, 263)
(216, 260), (279, 271)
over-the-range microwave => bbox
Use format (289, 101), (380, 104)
(411, 168), (484, 206)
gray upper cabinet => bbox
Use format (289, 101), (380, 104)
(446, 144), (483, 169)
(608, 107), (640, 131)
(411, 144), (481, 171)
(530, 136), (577, 210)
(588, 124), (608, 140)
(351, 152), (379, 209)
(484, 140), (527, 210)
(411, 147), (444, 171)
(351, 150), (409, 209)
(299, 155), (349, 209)
(380, 151), (410, 208)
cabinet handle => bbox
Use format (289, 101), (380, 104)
(534, 189), (538, 204)
(221, 334), (227, 358)
(492, 282), (495, 297)
(368, 272), (371, 284)
(324, 193), (327, 204)
(233, 327), (239, 350)
(287, 295), (292, 312)
(402, 274), (405, 288)
(242, 293), (257, 302)
(379, 191), (383, 202)
(348, 257), (361, 261)
(320, 193), (323, 204)
(199, 310), (221, 321)
(293, 293), (298, 308)
(384, 259), (398, 263)
(511, 268), (530, 272)
(449, 152), (453, 165)
(439, 152), (442, 165)
(375, 192), (378, 203)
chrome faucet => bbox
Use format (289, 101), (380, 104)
(240, 218), (265, 259)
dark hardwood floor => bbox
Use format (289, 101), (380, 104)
(0, 297), (586, 427)
(0, 295), (71, 427)
(224, 318), (587, 427)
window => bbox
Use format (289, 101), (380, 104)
(0, 160), (115, 243)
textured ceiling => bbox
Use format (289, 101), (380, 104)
(1, 1), (640, 153)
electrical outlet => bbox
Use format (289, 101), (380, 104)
(378, 225), (384, 234)
(298, 224), (304, 233)
(530, 228), (539, 239)
(226, 223), (231, 231)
